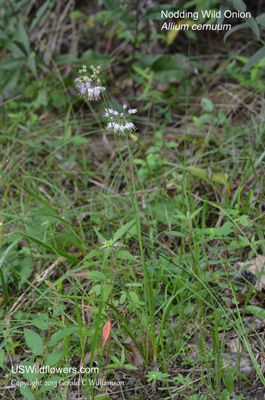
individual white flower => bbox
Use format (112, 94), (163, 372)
(74, 65), (106, 101)
(101, 239), (121, 249)
(103, 104), (137, 135)
(103, 108), (118, 117)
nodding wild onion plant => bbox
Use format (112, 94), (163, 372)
(75, 65), (156, 363)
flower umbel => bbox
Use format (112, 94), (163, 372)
(74, 65), (106, 101)
(104, 104), (137, 135)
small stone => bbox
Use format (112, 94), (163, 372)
(234, 270), (257, 287)
(222, 353), (255, 379)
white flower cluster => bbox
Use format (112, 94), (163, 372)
(74, 65), (105, 101)
(104, 104), (137, 135)
(74, 66), (138, 134)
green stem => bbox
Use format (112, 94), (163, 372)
(125, 133), (156, 359)
(102, 94), (156, 361)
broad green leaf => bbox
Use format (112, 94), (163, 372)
(113, 219), (135, 242)
(88, 271), (108, 282)
(32, 314), (50, 330)
(129, 292), (143, 308)
(212, 173), (228, 185)
(45, 349), (68, 367)
(226, 371), (234, 395)
(53, 303), (66, 317)
(49, 327), (79, 347)
(37, 376), (61, 393)
(69, 10), (86, 20)
(89, 284), (112, 301)
(101, 0), (120, 10)
(148, 198), (175, 223)
(246, 305), (265, 320)
(151, 55), (186, 83)
(21, 361), (39, 381)
(19, 385), (34, 400)
(81, 50), (114, 68)
(24, 329), (44, 356)
(120, 293), (126, 304)
(187, 166), (207, 178)
(221, 390), (229, 400)
(114, 249), (136, 261)
(123, 363), (139, 370)
(55, 54), (76, 65)
(242, 46), (265, 72)
(201, 98), (214, 112)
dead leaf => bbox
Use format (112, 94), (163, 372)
(238, 255), (265, 291)
(227, 338), (242, 353)
(121, 335), (153, 365)
(102, 320), (111, 349)
(45, 280), (56, 291)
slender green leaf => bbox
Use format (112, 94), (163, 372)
(190, 206), (203, 220)
(0, 350), (5, 368)
(94, 227), (106, 243)
(242, 46), (265, 72)
(113, 219), (135, 242)
(16, 23), (30, 54)
(233, 0), (246, 12)
(256, 13), (265, 28)
(30, 0), (50, 31)
(217, 4), (230, 26)
(22, 233), (79, 264)
(224, 22), (249, 42)
(166, 231), (186, 237)
(245, 16), (260, 39)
